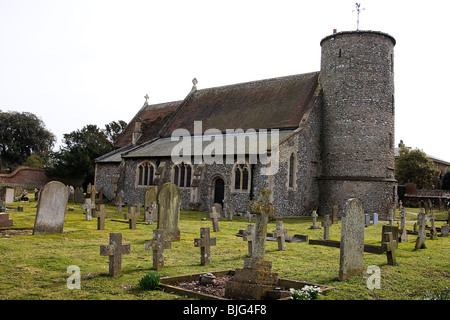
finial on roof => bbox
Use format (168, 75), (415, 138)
(144, 94), (149, 103)
(192, 78), (198, 86)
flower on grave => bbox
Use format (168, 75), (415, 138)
(290, 285), (322, 300)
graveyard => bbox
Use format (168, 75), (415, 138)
(0, 190), (449, 300)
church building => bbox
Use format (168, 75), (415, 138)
(95, 30), (397, 218)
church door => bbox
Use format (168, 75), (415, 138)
(213, 177), (225, 207)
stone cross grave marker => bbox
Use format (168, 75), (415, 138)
(322, 214), (332, 240)
(81, 198), (96, 221)
(33, 181), (68, 235)
(248, 188), (276, 259)
(89, 184), (97, 204)
(272, 221), (286, 251)
(93, 204), (108, 230)
(309, 210), (320, 229)
(332, 205), (339, 224)
(145, 229), (172, 270)
(338, 198), (365, 281)
(381, 231), (397, 265)
(194, 227), (217, 265)
(209, 205), (221, 232)
(100, 233), (130, 276)
(157, 183), (181, 241)
(242, 224), (255, 257)
(125, 206), (139, 230)
(414, 208), (427, 250)
(399, 206), (408, 242)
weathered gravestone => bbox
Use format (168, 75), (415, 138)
(209, 204), (221, 232)
(272, 221), (286, 251)
(309, 210), (321, 229)
(338, 198), (365, 281)
(0, 212), (13, 227)
(381, 231), (397, 265)
(93, 204), (108, 230)
(322, 214), (332, 240)
(242, 224), (255, 257)
(194, 227), (217, 265)
(441, 224), (449, 237)
(225, 188), (279, 300)
(144, 186), (158, 224)
(157, 183), (181, 241)
(100, 232), (130, 276)
(74, 187), (84, 203)
(125, 206), (139, 230)
(332, 205), (339, 224)
(81, 198), (96, 221)
(414, 209), (427, 250)
(145, 229), (172, 270)
(5, 188), (14, 204)
(429, 211), (438, 240)
(33, 181), (68, 235)
(399, 207), (408, 242)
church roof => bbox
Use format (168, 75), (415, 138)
(113, 100), (181, 148)
(159, 72), (320, 137)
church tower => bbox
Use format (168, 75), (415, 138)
(319, 30), (397, 218)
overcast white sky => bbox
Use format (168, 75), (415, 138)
(1, 0), (449, 161)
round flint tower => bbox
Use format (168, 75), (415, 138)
(319, 31), (397, 218)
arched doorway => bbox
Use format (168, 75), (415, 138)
(212, 177), (225, 207)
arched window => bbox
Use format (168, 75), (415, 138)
(287, 152), (297, 190)
(233, 162), (250, 192)
(137, 161), (155, 187)
(172, 162), (192, 188)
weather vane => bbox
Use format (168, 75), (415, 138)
(353, 3), (365, 30)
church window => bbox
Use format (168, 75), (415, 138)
(233, 162), (250, 192)
(172, 162), (192, 188)
(287, 152), (297, 190)
(136, 161), (155, 187)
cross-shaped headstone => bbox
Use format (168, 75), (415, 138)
(93, 204), (108, 230)
(81, 198), (96, 221)
(322, 214), (332, 240)
(89, 184), (98, 203)
(100, 233), (131, 276)
(242, 224), (255, 257)
(415, 208), (427, 250)
(248, 188), (276, 260)
(309, 210), (320, 229)
(382, 232), (397, 265)
(145, 229), (172, 270)
(125, 206), (139, 229)
(272, 221), (286, 251)
(209, 206), (220, 232)
(194, 227), (216, 265)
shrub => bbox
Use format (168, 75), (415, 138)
(139, 271), (160, 290)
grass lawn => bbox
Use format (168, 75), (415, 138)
(0, 195), (449, 300)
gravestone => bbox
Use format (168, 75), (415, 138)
(372, 213), (379, 225)
(148, 203), (157, 225)
(309, 210), (321, 229)
(364, 214), (371, 227)
(125, 206), (139, 230)
(145, 229), (172, 270)
(93, 204), (108, 230)
(381, 225), (399, 249)
(0, 212), (13, 227)
(100, 233), (130, 276)
(68, 186), (75, 202)
(429, 211), (437, 240)
(332, 205), (339, 224)
(116, 192), (123, 214)
(388, 209), (394, 226)
(74, 187), (84, 203)
(33, 181), (68, 235)
(338, 198), (365, 281)
(194, 227), (217, 265)
(144, 186), (157, 223)
(157, 183), (181, 241)
(399, 207), (408, 242)
(81, 198), (96, 221)
(209, 205), (221, 232)
(382, 232), (397, 265)
(322, 214), (332, 240)
(441, 224), (449, 237)
(414, 209), (426, 250)
(242, 224), (255, 257)
(272, 221), (286, 251)
(225, 188), (278, 300)
(5, 188), (14, 204)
